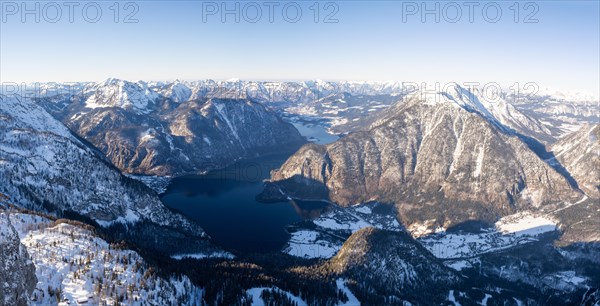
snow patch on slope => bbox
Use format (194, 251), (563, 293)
(246, 287), (307, 306)
(335, 279), (360, 306)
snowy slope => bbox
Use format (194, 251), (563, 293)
(1, 212), (203, 306)
(0, 94), (215, 255)
(246, 287), (308, 306)
(0, 95), (184, 225)
(0, 95), (75, 140)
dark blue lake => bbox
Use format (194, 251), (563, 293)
(160, 153), (330, 253)
(160, 122), (338, 253)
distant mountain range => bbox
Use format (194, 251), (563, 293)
(7, 78), (597, 135)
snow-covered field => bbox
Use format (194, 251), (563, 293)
(541, 271), (589, 292)
(419, 212), (558, 265)
(1, 212), (203, 306)
(313, 204), (402, 233)
(285, 202), (563, 273)
(284, 203), (403, 259)
(495, 212), (558, 236)
(284, 204), (564, 268)
(284, 230), (342, 259)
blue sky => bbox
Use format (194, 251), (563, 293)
(1, 1), (598, 94)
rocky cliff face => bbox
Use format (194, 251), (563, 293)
(546, 125), (600, 245)
(269, 84), (581, 232)
(0, 215), (36, 306)
(551, 124), (600, 198)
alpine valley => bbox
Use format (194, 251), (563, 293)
(0, 79), (598, 306)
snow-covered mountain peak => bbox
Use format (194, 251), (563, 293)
(441, 82), (479, 104)
(85, 78), (159, 112)
(404, 83), (553, 139)
(100, 77), (124, 86)
(160, 80), (192, 103)
(408, 83), (492, 114)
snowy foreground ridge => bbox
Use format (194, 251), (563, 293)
(1, 212), (202, 306)
(1, 211), (319, 306)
